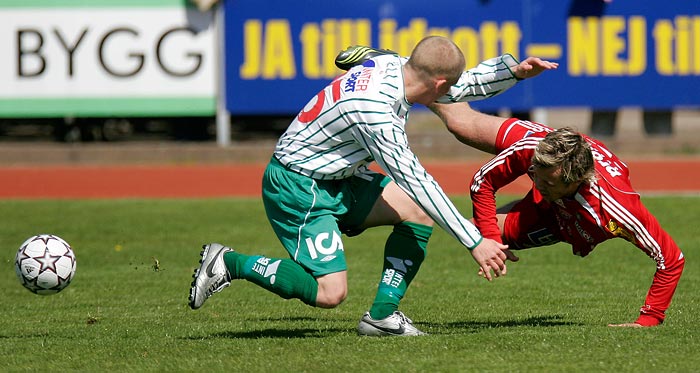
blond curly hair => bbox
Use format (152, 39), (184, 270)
(532, 127), (596, 185)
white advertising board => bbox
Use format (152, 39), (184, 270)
(0, 1), (216, 117)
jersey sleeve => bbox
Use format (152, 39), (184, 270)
(436, 54), (521, 103)
(469, 137), (539, 243)
(348, 104), (484, 249)
(600, 191), (685, 325)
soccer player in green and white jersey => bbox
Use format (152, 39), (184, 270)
(189, 36), (558, 336)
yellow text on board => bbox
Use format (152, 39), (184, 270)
(239, 16), (700, 80)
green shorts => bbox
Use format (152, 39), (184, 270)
(262, 157), (389, 276)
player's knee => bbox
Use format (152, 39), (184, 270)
(315, 287), (347, 308)
(404, 205), (434, 226)
(315, 274), (348, 308)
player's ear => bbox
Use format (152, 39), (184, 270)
(434, 77), (450, 94)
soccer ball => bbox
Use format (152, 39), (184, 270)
(14, 234), (77, 295)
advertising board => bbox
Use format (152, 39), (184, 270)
(224, 0), (699, 114)
(0, 0), (216, 118)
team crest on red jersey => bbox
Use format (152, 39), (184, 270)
(606, 220), (636, 243)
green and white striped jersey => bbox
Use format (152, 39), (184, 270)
(274, 54), (521, 249)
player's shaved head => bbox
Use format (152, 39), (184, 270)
(407, 36), (465, 85)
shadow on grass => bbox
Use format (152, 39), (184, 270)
(185, 327), (347, 339)
(182, 315), (353, 339)
(243, 316), (354, 322)
(421, 314), (580, 334)
(184, 315), (578, 339)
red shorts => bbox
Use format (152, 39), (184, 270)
(502, 189), (562, 250)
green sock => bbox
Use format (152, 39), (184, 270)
(369, 222), (432, 320)
(223, 251), (318, 306)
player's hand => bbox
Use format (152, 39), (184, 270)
(478, 248), (519, 277)
(608, 322), (644, 328)
(470, 238), (508, 281)
(513, 57), (559, 79)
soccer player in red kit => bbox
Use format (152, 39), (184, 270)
(432, 103), (685, 327)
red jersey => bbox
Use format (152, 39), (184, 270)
(470, 118), (685, 325)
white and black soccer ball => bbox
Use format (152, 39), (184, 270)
(14, 234), (77, 295)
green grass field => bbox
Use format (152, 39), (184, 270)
(1, 196), (698, 372)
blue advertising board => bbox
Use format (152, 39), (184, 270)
(224, 0), (699, 114)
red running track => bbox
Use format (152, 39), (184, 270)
(0, 160), (698, 199)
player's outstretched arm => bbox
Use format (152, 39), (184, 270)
(429, 102), (504, 154)
(335, 46), (559, 83)
(511, 57), (559, 79)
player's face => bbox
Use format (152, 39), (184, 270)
(531, 165), (580, 202)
